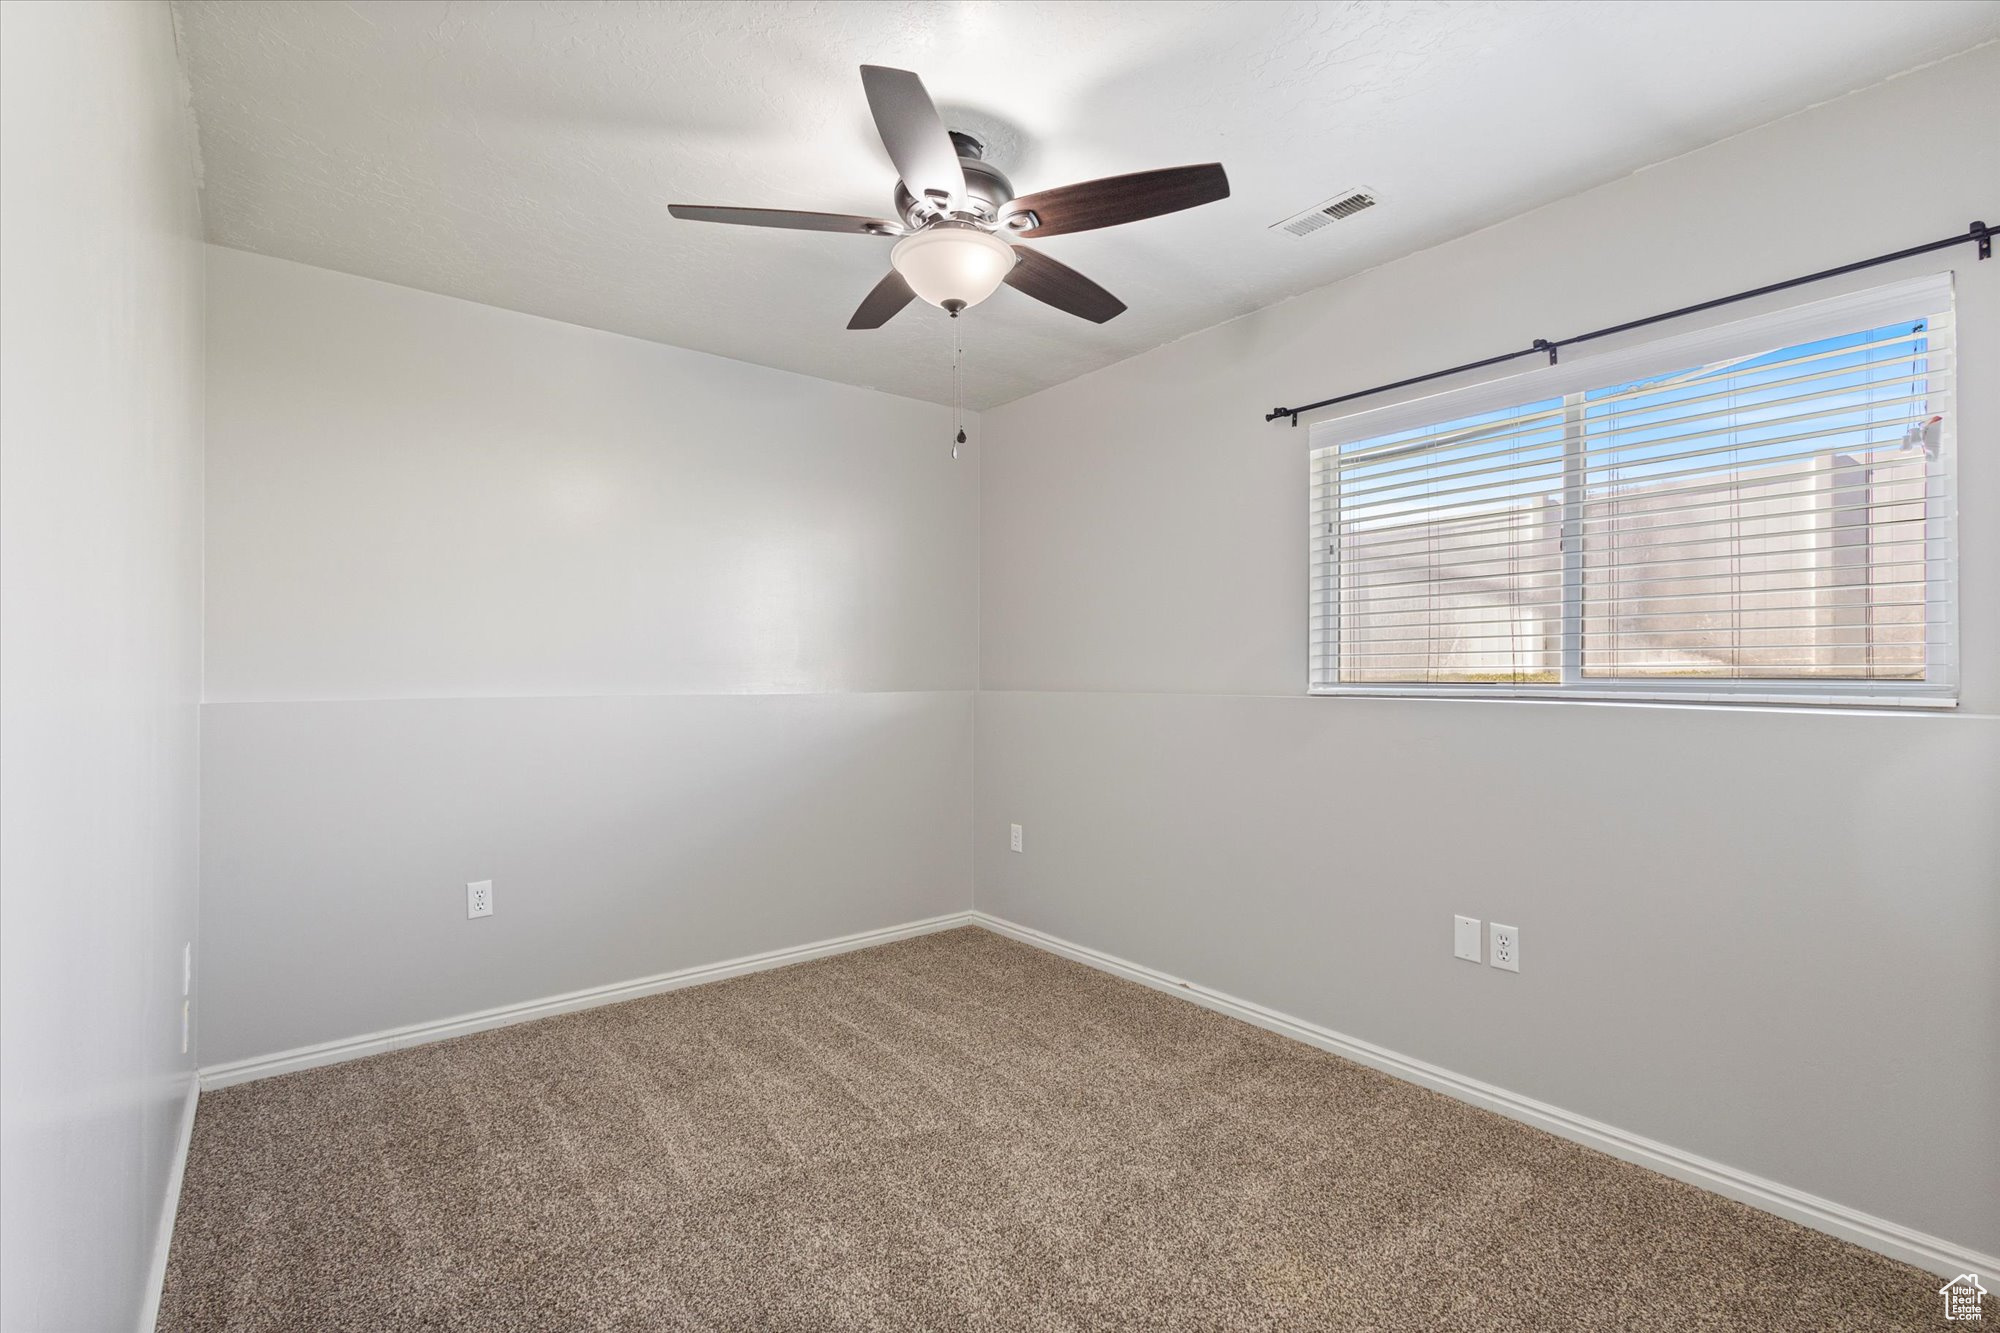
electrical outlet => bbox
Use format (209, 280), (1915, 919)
(1009, 823), (1023, 853)
(467, 879), (494, 919)
(182, 941), (192, 997)
(1489, 923), (1520, 972)
(1453, 916), (1482, 963)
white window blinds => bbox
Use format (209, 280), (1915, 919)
(1310, 278), (1956, 705)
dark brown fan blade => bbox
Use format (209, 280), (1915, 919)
(1002, 244), (1126, 323)
(667, 205), (903, 235)
(848, 270), (917, 329)
(1002, 164), (1228, 238)
(859, 66), (967, 206)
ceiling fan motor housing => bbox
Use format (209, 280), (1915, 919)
(894, 133), (1015, 229)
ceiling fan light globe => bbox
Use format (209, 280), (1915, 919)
(889, 227), (1016, 312)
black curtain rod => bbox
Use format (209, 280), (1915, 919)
(1265, 217), (1993, 426)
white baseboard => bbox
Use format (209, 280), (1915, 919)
(199, 911), (975, 1091)
(138, 1073), (200, 1333)
(970, 911), (1996, 1281)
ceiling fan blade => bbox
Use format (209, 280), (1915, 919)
(1003, 244), (1126, 324)
(667, 205), (904, 235)
(859, 65), (967, 206)
(1002, 164), (1229, 238)
(847, 270), (916, 329)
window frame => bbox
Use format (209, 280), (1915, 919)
(1307, 274), (1958, 709)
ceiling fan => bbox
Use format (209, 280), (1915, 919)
(669, 66), (1229, 329)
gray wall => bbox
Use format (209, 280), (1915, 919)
(201, 249), (977, 1066)
(0, 3), (206, 1328)
(976, 44), (2000, 1255)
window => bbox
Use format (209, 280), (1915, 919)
(1310, 277), (1956, 705)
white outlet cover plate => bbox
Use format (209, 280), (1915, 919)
(1454, 915), (1482, 963)
(1009, 824), (1023, 853)
(1490, 923), (1520, 972)
(467, 879), (494, 919)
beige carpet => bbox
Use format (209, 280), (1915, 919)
(161, 927), (1936, 1331)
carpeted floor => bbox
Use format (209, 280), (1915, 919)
(161, 926), (1937, 1331)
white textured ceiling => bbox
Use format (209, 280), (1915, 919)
(173, 1), (1998, 408)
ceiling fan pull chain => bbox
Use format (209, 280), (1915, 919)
(951, 318), (965, 459)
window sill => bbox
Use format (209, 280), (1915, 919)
(1307, 685), (1957, 711)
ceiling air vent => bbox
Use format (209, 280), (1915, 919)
(1273, 189), (1379, 237)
